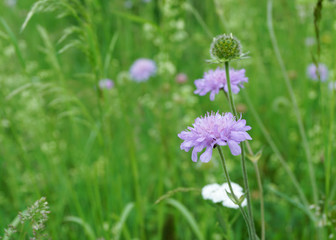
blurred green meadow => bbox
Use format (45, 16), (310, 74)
(0, 0), (336, 239)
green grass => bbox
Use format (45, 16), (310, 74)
(0, 0), (336, 239)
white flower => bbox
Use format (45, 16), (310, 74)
(202, 182), (247, 209)
(202, 183), (225, 203)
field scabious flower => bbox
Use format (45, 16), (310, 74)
(194, 68), (248, 101)
(178, 112), (252, 162)
(307, 63), (328, 81)
(130, 58), (156, 82)
(99, 79), (114, 89)
(202, 182), (247, 208)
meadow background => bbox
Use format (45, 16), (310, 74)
(0, 0), (336, 239)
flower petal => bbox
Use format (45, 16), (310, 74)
(200, 147), (213, 163)
(228, 140), (241, 155)
(191, 145), (203, 162)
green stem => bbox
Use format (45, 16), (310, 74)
(326, 81), (335, 205)
(223, 89), (265, 239)
(224, 61), (256, 239)
(224, 61), (238, 118)
(217, 147), (253, 239)
(252, 161), (265, 240)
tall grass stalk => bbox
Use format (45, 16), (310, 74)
(242, 91), (310, 209)
(267, 0), (318, 206)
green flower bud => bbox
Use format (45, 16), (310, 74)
(209, 33), (245, 63)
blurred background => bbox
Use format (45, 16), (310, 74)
(0, 0), (335, 239)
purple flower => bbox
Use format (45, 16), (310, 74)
(175, 73), (188, 84)
(194, 67), (248, 101)
(307, 63), (328, 82)
(130, 58), (156, 82)
(99, 79), (114, 89)
(178, 112), (252, 162)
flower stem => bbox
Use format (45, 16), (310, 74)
(224, 61), (257, 239)
(224, 61), (238, 117)
(252, 161), (265, 240)
(217, 146), (253, 239)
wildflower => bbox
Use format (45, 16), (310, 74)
(194, 67), (248, 101)
(178, 112), (252, 162)
(307, 63), (328, 82)
(99, 79), (114, 90)
(130, 58), (156, 82)
(175, 73), (188, 84)
(209, 33), (247, 63)
(202, 182), (247, 208)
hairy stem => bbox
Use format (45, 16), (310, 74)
(217, 147), (252, 239)
(224, 61), (256, 239)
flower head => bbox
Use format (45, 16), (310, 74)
(178, 112), (252, 162)
(194, 67), (248, 101)
(209, 34), (246, 63)
(99, 79), (114, 90)
(307, 63), (328, 82)
(130, 58), (156, 82)
(202, 182), (247, 209)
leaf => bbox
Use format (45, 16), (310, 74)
(103, 32), (119, 76)
(166, 198), (204, 240)
(237, 193), (246, 205)
(225, 190), (238, 204)
(1, 18), (26, 69)
(6, 83), (33, 100)
(64, 216), (96, 240)
(58, 39), (82, 54)
(112, 202), (135, 240)
(247, 149), (263, 163)
(57, 26), (82, 44)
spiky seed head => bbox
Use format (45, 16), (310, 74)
(210, 34), (242, 62)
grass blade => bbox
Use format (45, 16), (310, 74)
(166, 198), (204, 240)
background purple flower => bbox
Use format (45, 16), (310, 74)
(175, 73), (188, 84)
(99, 79), (114, 89)
(194, 67), (248, 101)
(178, 112), (252, 162)
(130, 58), (156, 82)
(307, 63), (328, 81)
